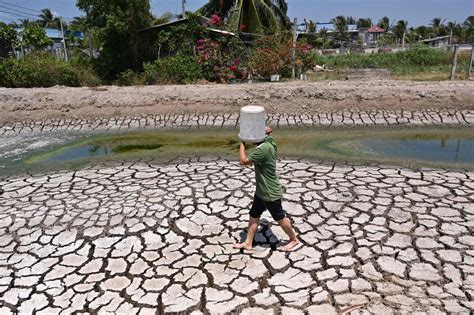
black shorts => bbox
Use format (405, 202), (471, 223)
(249, 194), (287, 221)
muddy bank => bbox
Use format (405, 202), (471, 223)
(0, 80), (473, 124)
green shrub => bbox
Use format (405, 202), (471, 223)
(314, 45), (453, 72)
(144, 55), (204, 84)
(115, 69), (144, 86)
(0, 53), (101, 88)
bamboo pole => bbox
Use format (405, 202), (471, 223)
(450, 45), (459, 80)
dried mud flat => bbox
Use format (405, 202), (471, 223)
(0, 81), (473, 314)
(0, 80), (473, 124)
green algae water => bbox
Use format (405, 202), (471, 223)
(5, 126), (474, 175)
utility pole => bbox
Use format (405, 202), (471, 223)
(291, 17), (298, 80)
(57, 15), (68, 61)
(450, 45), (459, 80)
(182, 0), (186, 19)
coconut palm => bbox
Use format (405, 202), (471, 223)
(39, 8), (60, 29)
(198, 0), (289, 34)
(154, 12), (174, 25)
(356, 18), (372, 29)
(346, 16), (356, 25)
(394, 20), (408, 45)
(319, 27), (329, 49)
(464, 16), (474, 42)
(429, 17), (447, 36)
(331, 15), (349, 41)
(378, 16), (390, 32)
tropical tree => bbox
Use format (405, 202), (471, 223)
(39, 8), (60, 29)
(429, 17), (444, 36)
(154, 12), (174, 25)
(357, 18), (372, 29)
(319, 27), (329, 49)
(378, 16), (390, 32)
(21, 24), (53, 49)
(331, 16), (349, 42)
(346, 16), (356, 25)
(198, 0), (289, 34)
(393, 20), (408, 46)
(77, 0), (154, 80)
(464, 16), (474, 42)
(0, 23), (19, 57)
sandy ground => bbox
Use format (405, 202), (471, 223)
(0, 80), (473, 125)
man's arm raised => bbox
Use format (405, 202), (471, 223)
(239, 143), (253, 166)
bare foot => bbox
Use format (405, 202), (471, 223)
(280, 239), (301, 252)
(232, 242), (253, 251)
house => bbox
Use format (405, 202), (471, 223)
(420, 35), (450, 48)
(13, 27), (84, 58)
(358, 25), (385, 45)
(138, 16), (239, 61)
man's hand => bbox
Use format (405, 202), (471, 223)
(265, 126), (272, 135)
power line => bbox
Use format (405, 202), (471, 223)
(0, 1), (75, 21)
(0, 5), (40, 19)
(0, 0), (42, 14)
(0, 9), (37, 20)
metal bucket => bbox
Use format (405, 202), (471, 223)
(239, 105), (266, 143)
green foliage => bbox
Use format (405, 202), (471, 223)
(155, 14), (206, 57)
(312, 44), (459, 76)
(249, 35), (292, 76)
(21, 24), (53, 49)
(197, 34), (248, 82)
(0, 53), (101, 88)
(198, 0), (290, 34)
(143, 55), (204, 84)
(115, 69), (144, 86)
(0, 24), (19, 57)
(77, 0), (153, 81)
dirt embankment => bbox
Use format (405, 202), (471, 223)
(0, 80), (473, 124)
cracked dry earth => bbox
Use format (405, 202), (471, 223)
(0, 158), (473, 314)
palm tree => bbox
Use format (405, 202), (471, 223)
(39, 8), (60, 29)
(464, 16), (474, 43)
(394, 20), (408, 47)
(198, 0), (289, 34)
(319, 27), (329, 49)
(346, 16), (356, 25)
(430, 17), (446, 36)
(154, 12), (174, 25)
(378, 16), (390, 32)
(357, 18), (372, 29)
(331, 15), (349, 42)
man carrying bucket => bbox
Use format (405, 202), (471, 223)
(233, 126), (300, 252)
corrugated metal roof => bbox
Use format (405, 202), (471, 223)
(14, 28), (84, 40)
(315, 23), (358, 32)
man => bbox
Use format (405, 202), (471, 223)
(233, 127), (300, 252)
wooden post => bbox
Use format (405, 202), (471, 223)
(450, 45), (459, 80)
(291, 18), (298, 80)
(468, 44), (474, 80)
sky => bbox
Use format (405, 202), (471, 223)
(0, 0), (473, 27)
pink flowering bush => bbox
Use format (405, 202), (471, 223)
(197, 36), (248, 82)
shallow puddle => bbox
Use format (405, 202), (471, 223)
(2, 126), (473, 176)
(362, 138), (473, 164)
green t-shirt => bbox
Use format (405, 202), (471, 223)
(248, 136), (283, 202)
